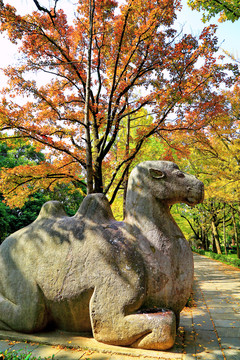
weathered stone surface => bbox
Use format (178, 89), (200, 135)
(0, 161), (204, 350)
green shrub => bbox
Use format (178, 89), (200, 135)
(194, 248), (205, 255)
(0, 348), (91, 360)
(192, 247), (240, 268)
(0, 348), (54, 360)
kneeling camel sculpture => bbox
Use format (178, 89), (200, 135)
(0, 161), (204, 350)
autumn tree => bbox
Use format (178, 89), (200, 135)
(168, 79), (240, 255)
(109, 109), (167, 219)
(188, 0), (240, 22)
(175, 203), (211, 249)
(186, 82), (240, 204)
(0, 0), (234, 208)
(0, 139), (85, 241)
(188, 83), (240, 256)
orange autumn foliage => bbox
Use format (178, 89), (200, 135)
(0, 0), (236, 207)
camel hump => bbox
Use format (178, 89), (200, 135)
(37, 201), (68, 219)
(76, 193), (114, 223)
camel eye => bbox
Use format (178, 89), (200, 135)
(177, 171), (185, 178)
(149, 169), (165, 179)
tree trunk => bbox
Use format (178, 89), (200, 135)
(93, 158), (103, 193)
(223, 204), (228, 255)
(123, 112), (131, 218)
(84, 0), (95, 194)
(212, 232), (217, 253)
(202, 229), (209, 251)
(231, 207), (240, 259)
(211, 219), (222, 254)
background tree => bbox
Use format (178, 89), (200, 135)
(188, 0), (240, 22)
(0, 140), (85, 242)
(175, 203), (211, 249)
(185, 82), (240, 204)
(162, 78), (240, 256)
(109, 109), (167, 219)
(231, 205), (240, 258)
(0, 0), (234, 208)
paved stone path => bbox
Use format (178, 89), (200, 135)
(188, 254), (240, 360)
(0, 254), (239, 359)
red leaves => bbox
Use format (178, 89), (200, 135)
(0, 0), (236, 207)
(0, 158), (85, 208)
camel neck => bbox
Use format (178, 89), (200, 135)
(125, 190), (182, 241)
(125, 192), (166, 223)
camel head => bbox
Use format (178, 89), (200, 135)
(127, 161), (204, 208)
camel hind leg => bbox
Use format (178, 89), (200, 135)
(0, 284), (48, 333)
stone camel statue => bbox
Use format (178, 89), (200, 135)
(0, 161), (204, 350)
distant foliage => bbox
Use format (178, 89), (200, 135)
(188, 0), (240, 22)
(193, 247), (240, 268)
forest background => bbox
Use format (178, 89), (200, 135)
(0, 0), (239, 262)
